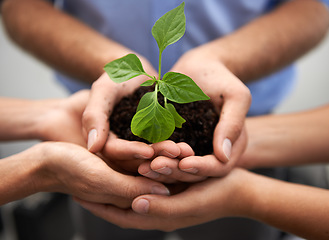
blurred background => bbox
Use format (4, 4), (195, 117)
(1, 14), (329, 240)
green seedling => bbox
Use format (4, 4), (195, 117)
(104, 2), (210, 143)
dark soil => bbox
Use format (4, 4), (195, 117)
(109, 87), (219, 156)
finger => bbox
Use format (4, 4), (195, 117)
(179, 155), (234, 177)
(132, 190), (206, 218)
(108, 174), (171, 201)
(138, 161), (178, 183)
(103, 133), (154, 161)
(177, 142), (195, 159)
(139, 157), (206, 183)
(82, 73), (119, 153)
(213, 83), (251, 163)
(151, 140), (181, 158)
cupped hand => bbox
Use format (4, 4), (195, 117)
(74, 168), (250, 231)
(169, 46), (251, 175)
(101, 138), (203, 183)
(37, 142), (169, 208)
(82, 57), (158, 153)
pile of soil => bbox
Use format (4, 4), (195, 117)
(110, 87), (219, 156)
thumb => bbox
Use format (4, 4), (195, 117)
(213, 91), (250, 163)
(82, 74), (118, 153)
(132, 193), (189, 216)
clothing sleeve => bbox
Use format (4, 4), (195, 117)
(317, 0), (329, 8)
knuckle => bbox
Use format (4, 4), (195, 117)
(119, 181), (140, 199)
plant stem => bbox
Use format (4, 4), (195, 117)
(158, 51), (163, 81)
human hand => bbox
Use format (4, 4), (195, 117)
(37, 90), (89, 146)
(138, 130), (245, 181)
(82, 57), (158, 153)
(35, 142), (170, 208)
(137, 141), (207, 183)
(169, 46), (251, 175)
(101, 137), (205, 184)
(74, 168), (251, 231)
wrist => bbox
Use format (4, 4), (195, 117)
(222, 169), (266, 218)
(0, 98), (51, 141)
(30, 142), (63, 192)
(33, 99), (63, 141)
(235, 170), (273, 221)
(0, 143), (57, 203)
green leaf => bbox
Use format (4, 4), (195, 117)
(152, 2), (186, 53)
(131, 100), (175, 143)
(166, 103), (186, 128)
(159, 72), (210, 103)
(140, 79), (155, 87)
(136, 91), (155, 112)
(104, 54), (147, 83)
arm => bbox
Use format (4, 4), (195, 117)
(239, 104), (329, 168)
(0, 92), (88, 145)
(193, 0), (329, 83)
(167, 0), (328, 173)
(75, 168), (329, 240)
(157, 104), (329, 177)
(1, 0), (135, 83)
(0, 92), (161, 164)
(0, 142), (169, 206)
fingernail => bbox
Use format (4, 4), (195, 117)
(181, 167), (198, 174)
(155, 167), (172, 175)
(144, 170), (160, 179)
(223, 138), (232, 162)
(152, 185), (170, 196)
(87, 129), (97, 150)
(134, 198), (149, 214)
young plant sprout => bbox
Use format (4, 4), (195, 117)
(104, 2), (210, 143)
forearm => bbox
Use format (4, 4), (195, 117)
(0, 97), (62, 141)
(199, 0), (329, 82)
(243, 171), (329, 240)
(0, 98), (41, 140)
(239, 105), (329, 168)
(1, 0), (132, 83)
(0, 144), (51, 205)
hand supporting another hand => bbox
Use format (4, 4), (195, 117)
(73, 168), (249, 231)
(102, 137), (206, 184)
(25, 142), (170, 208)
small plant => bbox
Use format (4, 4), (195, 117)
(104, 2), (209, 143)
